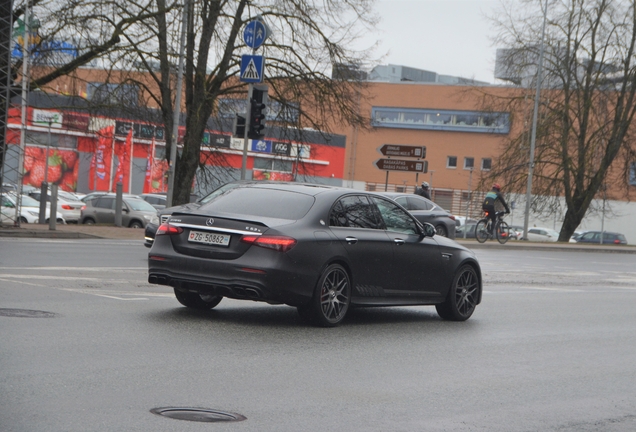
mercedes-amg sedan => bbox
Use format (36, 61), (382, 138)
(148, 182), (482, 327)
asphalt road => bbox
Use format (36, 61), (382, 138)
(1, 238), (635, 431)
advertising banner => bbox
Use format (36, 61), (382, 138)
(22, 146), (79, 192)
(88, 126), (114, 191)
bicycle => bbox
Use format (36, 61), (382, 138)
(475, 211), (510, 244)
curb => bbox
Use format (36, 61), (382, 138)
(455, 239), (636, 254)
(0, 229), (101, 239)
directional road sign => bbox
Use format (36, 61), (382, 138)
(378, 144), (426, 158)
(374, 158), (428, 173)
(243, 20), (267, 50)
(240, 54), (264, 83)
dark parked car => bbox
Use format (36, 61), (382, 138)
(81, 194), (159, 228)
(148, 182), (482, 326)
(456, 222), (477, 239)
(575, 231), (628, 245)
(376, 192), (456, 239)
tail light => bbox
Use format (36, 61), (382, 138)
(241, 235), (297, 252)
(81, 205), (86, 210)
(614, 239), (620, 244)
(448, 214), (456, 221)
(61, 204), (73, 210)
(484, 211), (490, 217)
(156, 223), (184, 236)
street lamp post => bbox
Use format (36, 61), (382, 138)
(523, 0), (549, 241)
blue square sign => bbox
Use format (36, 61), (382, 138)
(240, 55), (264, 83)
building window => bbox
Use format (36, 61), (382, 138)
(87, 83), (139, 107)
(217, 98), (299, 122)
(630, 162), (636, 186)
(447, 156), (457, 168)
(464, 157), (474, 169)
(481, 158), (492, 171)
(371, 107), (510, 134)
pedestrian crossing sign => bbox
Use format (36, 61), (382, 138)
(240, 55), (264, 83)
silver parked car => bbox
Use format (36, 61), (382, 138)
(376, 192), (457, 239)
(81, 194), (159, 228)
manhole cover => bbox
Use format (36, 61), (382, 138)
(0, 308), (57, 318)
(150, 407), (246, 423)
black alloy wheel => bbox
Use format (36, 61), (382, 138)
(298, 264), (351, 327)
(436, 264), (479, 321)
(174, 288), (223, 310)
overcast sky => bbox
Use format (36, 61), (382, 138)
(365, 0), (501, 83)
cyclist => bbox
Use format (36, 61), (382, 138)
(482, 183), (510, 235)
(415, 181), (431, 200)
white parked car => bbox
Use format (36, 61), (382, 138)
(527, 227), (560, 242)
(27, 189), (84, 223)
(1, 193), (66, 225)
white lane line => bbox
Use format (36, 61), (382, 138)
(58, 288), (174, 301)
(0, 277), (46, 287)
(0, 267), (146, 271)
(0, 274), (100, 281)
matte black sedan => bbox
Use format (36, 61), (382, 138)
(377, 192), (457, 239)
(148, 183), (482, 326)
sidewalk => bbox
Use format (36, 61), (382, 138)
(0, 223), (634, 253)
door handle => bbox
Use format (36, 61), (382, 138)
(345, 236), (358, 244)
(394, 238), (405, 246)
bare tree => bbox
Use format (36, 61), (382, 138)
(94, 0), (378, 204)
(484, 0), (636, 241)
(8, 0), (378, 204)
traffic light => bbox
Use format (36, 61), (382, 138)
(233, 113), (246, 137)
(248, 85), (268, 140)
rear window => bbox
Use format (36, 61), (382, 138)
(200, 187), (314, 220)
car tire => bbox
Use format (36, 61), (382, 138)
(83, 218), (95, 225)
(436, 264), (479, 321)
(174, 288), (222, 310)
(20, 216), (28, 224)
(129, 220), (143, 229)
(298, 263), (351, 327)
(435, 224), (448, 237)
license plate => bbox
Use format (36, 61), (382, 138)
(187, 230), (231, 247)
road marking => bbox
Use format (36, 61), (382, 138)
(0, 277), (46, 287)
(58, 288), (174, 301)
(0, 267), (146, 271)
(0, 274), (100, 281)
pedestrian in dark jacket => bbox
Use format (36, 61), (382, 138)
(415, 181), (431, 200)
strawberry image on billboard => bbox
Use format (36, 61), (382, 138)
(22, 145), (79, 192)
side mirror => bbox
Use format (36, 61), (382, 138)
(421, 222), (436, 238)
(122, 208), (129, 213)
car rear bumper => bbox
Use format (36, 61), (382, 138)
(148, 239), (317, 306)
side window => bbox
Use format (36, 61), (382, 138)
(529, 229), (538, 234)
(370, 197), (418, 235)
(407, 196), (432, 210)
(95, 197), (115, 210)
(395, 196), (409, 209)
(329, 196), (380, 229)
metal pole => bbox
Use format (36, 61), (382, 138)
(48, 184), (57, 230)
(523, 0), (549, 241)
(384, 170), (389, 191)
(15, 1), (31, 227)
(166, 0), (189, 207)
